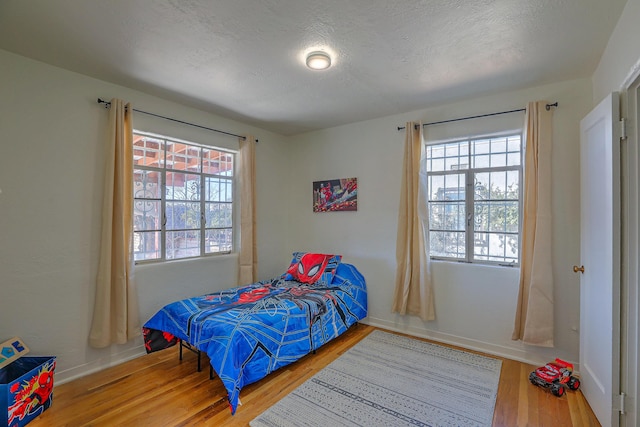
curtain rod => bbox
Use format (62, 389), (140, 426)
(397, 102), (558, 131)
(97, 98), (254, 141)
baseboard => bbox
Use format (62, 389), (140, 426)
(55, 321), (543, 386)
(55, 345), (147, 385)
(362, 317), (546, 366)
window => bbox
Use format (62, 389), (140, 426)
(132, 131), (235, 262)
(425, 133), (522, 265)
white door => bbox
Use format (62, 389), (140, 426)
(579, 92), (621, 427)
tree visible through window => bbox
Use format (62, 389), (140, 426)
(132, 131), (235, 262)
(425, 134), (522, 265)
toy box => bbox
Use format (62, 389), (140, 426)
(0, 351), (55, 426)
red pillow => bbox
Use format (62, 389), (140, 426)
(284, 252), (342, 284)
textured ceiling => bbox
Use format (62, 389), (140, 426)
(0, 0), (628, 135)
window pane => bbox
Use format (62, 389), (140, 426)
(473, 232), (491, 258)
(206, 229), (233, 253)
(429, 173), (466, 201)
(166, 172), (201, 201)
(430, 231), (465, 258)
(430, 157), (445, 172)
(166, 230), (201, 259)
(166, 142), (201, 172)
(474, 200), (519, 234)
(507, 135), (521, 154)
(473, 232), (519, 263)
(504, 201), (519, 232)
(474, 201), (491, 232)
(205, 203), (232, 228)
(426, 145), (445, 172)
(134, 200), (161, 231)
(133, 135), (164, 168)
(205, 177), (233, 202)
(220, 153), (234, 177)
(507, 153), (520, 166)
(203, 149), (234, 176)
(491, 137), (507, 153)
(427, 141), (469, 172)
(475, 171), (518, 200)
(166, 202), (201, 230)
(430, 202), (465, 231)
(134, 169), (162, 199)
(443, 174), (465, 200)
(490, 152), (507, 167)
(505, 234), (519, 261)
(474, 173), (491, 200)
(473, 154), (490, 168)
(506, 170), (519, 199)
(473, 139), (490, 155)
(134, 231), (161, 261)
(428, 175), (445, 200)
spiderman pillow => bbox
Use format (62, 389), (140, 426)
(283, 252), (342, 285)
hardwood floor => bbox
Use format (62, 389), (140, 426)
(28, 325), (600, 426)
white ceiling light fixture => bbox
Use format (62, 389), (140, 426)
(306, 51), (332, 70)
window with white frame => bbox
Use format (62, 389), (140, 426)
(132, 131), (235, 262)
(425, 133), (522, 265)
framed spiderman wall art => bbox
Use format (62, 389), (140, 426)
(312, 177), (357, 212)
(142, 252), (367, 415)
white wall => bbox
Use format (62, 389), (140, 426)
(287, 78), (593, 365)
(0, 49), (291, 382)
(592, 0), (640, 102)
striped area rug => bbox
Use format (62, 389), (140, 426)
(250, 330), (502, 427)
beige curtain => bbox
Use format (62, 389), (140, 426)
(512, 101), (554, 346)
(392, 122), (435, 321)
(89, 98), (140, 348)
(238, 135), (257, 284)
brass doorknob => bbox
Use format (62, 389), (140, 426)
(573, 265), (585, 274)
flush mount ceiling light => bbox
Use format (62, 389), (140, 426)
(306, 51), (332, 70)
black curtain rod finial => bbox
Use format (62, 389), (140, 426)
(546, 102), (558, 111)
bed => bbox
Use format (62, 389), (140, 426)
(142, 252), (367, 414)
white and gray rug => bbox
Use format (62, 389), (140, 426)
(250, 330), (502, 427)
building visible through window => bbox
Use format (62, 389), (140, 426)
(133, 131), (235, 262)
(425, 133), (522, 265)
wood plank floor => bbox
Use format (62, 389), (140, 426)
(28, 325), (600, 426)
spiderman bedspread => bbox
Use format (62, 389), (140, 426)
(142, 262), (367, 414)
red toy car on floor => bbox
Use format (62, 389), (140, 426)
(529, 358), (580, 397)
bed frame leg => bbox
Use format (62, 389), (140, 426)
(179, 339), (203, 372)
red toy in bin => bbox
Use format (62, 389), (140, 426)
(0, 337), (55, 427)
(529, 358), (580, 397)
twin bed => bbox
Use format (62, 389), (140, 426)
(142, 252), (367, 414)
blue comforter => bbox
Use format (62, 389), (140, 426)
(142, 262), (367, 414)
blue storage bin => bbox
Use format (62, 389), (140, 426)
(0, 356), (55, 427)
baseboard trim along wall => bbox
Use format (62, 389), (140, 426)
(55, 345), (147, 385)
(362, 317), (549, 367)
(55, 318), (552, 386)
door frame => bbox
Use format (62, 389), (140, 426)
(619, 62), (640, 427)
